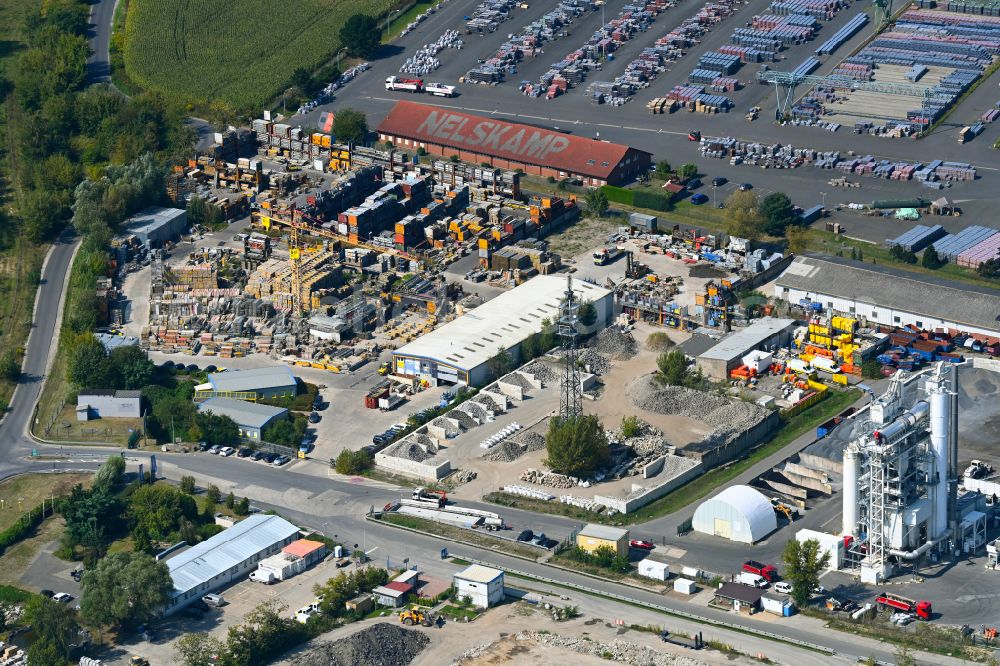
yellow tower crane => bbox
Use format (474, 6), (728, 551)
(289, 223), (302, 317)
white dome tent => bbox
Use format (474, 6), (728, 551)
(692, 485), (777, 544)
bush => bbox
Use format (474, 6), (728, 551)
(545, 414), (609, 478)
(646, 331), (673, 351)
(179, 476), (196, 494)
(333, 449), (373, 475)
(621, 416), (641, 439)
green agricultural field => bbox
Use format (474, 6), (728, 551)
(123, 0), (395, 110)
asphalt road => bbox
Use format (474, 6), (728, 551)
(0, 233), (78, 469)
(86, 0), (116, 83)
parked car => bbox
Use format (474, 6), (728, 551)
(739, 182), (753, 191)
(237, 447), (252, 458)
(209, 445), (221, 455)
(690, 193), (709, 205)
(273, 455), (290, 466)
(308, 412), (321, 424)
(52, 593), (73, 603)
(219, 447), (235, 457)
(251, 451), (266, 461)
(711, 176), (727, 187)
(516, 529), (534, 542)
(198, 441), (210, 451)
(263, 453), (277, 463)
(202, 593), (225, 608)
(630, 539), (655, 550)
(687, 178), (702, 189)
(774, 581), (793, 594)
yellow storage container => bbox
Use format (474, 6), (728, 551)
(832, 373), (849, 385)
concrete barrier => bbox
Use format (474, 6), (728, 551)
(375, 452), (452, 481)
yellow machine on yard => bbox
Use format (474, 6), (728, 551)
(399, 606), (435, 626)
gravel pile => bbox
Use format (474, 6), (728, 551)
(384, 437), (435, 462)
(589, 327), (638, 360)
(629, 375), (768, 433)
(577, 349), (611, 375)
(450, 408), (478, 429)
(499, 372), (533, 390)
(485, 429), (548, 462)
(482, 439), (526, 462)
(298, 623), (430, 666)
(512, 430), (546, 451)
(457, 630), (709, 666)
(521, 360), (559, 383)
(474, 395), (503, 413)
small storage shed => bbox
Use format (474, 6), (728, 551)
(673, 578), (697, 594)
(762, 592), (793, 616)
(637, 556), (670, 581)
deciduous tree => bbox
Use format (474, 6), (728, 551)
(80, 551), (173, 629)
(781, 538), (830, 607)
(724, 190), (765, 242)
(332, 108), (369, 145)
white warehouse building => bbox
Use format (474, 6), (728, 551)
(393, 276), (612, 386)
(692, 485), (777, 544)
(775, 256), (1000, 337)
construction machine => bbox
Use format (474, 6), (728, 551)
(378, 361), (391, 376)
(130, 658), (151, 666)
(399, 606), (435, 626)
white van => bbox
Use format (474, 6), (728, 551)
(249, 569), (276, 585)
(739, 572), (769, 588)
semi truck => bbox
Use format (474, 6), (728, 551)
(385, 76), (424, 93)
(876, 592), (932, 620)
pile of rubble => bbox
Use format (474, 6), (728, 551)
(450, 469), (478, 485)
(297, 623), (430, 666)
(457, 630), (709, 666)
(589, 326), (638, 360)
(482, 430), (546, 463)
(521, 468), (577, 489)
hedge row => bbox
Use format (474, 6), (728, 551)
(0, 504), (46, 557)
(599, 186), (674, 212)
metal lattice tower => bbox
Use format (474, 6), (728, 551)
(558, 276), (582, 419)
(866, 438), (888, 576)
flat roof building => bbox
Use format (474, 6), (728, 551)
(377, 101), (651, 186)
(197, 397), (288, 440)
(775, 256), (1000, 337)
(121, 207), (187, 248)
(77, 389), (142, 420)
(576, 524), (629, 557)
(164, 514), (299, 614)
(696, 317), (796, 380)
(453, 565), (505, 608)
(205, 366), (298, 399)
(393, 276), (612, 386)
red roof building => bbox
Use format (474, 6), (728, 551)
(377, 101), (651, 186)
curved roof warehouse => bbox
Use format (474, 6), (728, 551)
(376, 101), (651, 186)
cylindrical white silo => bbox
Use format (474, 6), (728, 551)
(929, 390), (950, 539)
(842, 446), (859, 537)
